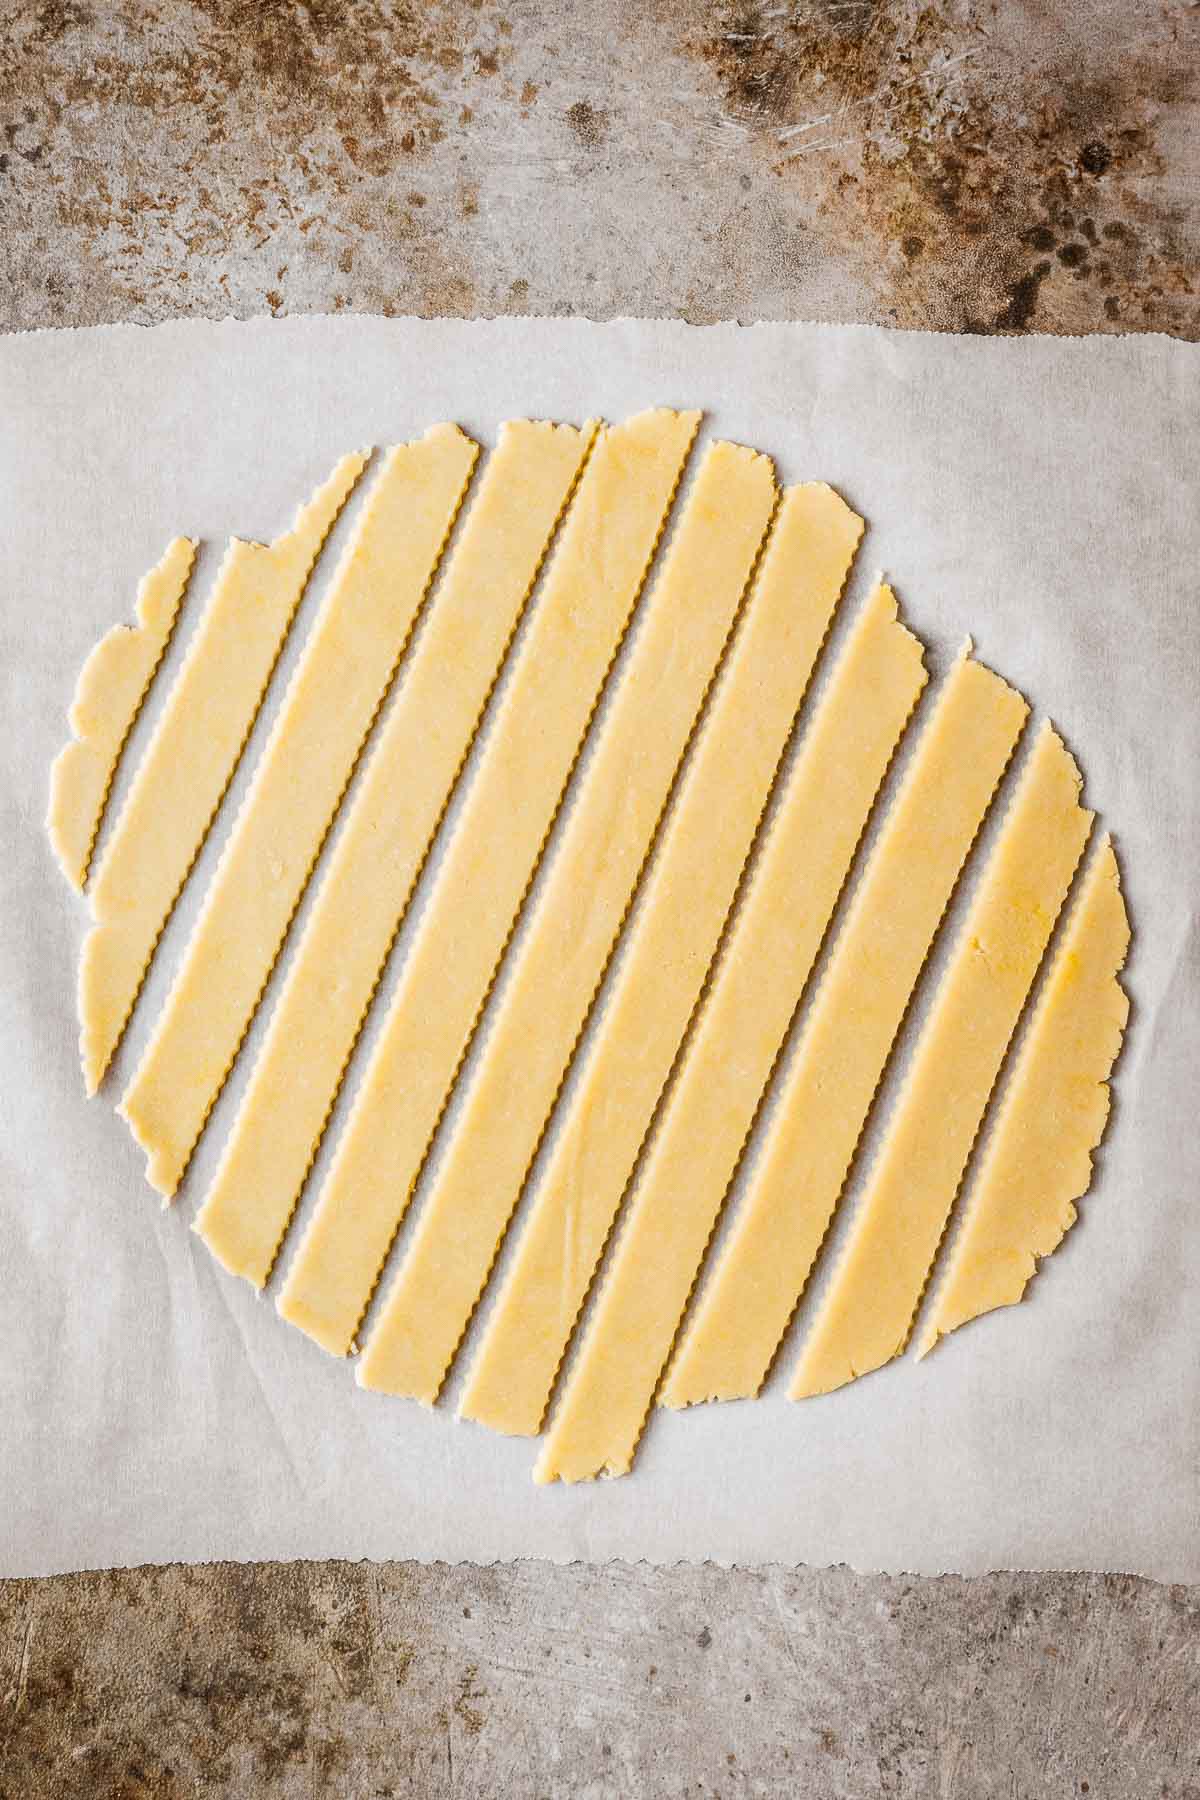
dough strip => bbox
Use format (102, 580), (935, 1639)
(659, 648), (1028, 1420)
(78, 453), (367, 1095)
(790, 720), (1093, 1399)
(917, 836), (1129, 1356)
(120, 426), (479, 1196)
(454, 483), (866, 1437)
(355, 439), (777, 1402)
(194, 419), (594, 1287)
(278, 408), (700, 1355)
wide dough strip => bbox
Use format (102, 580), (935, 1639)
(354, 440), (778, 1404)
(918, 836), (1130, 1355)
(790, 720), (1093, 1400)
(595, 585), (925, 1432)
(455, 483), (865, 1438)
(528, 584), (926, 1481)
(47, 536), (196, 892)
(658, 647), (1029, 1421)
(194, 419), (595, 1288)
(278, 407), (700, 1356)
(119, 425), (479, 1198)
(78, 453), (367, 1096)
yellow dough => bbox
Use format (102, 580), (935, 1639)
(661, 647), (1028, 1416)
(531, 584), (924, 1479)
(119, 426), (478, 1197)
(918, 836), (1130, 1356)
(78, 454), (366, 1095)
(281, 408), (699, 1357)
(194, 419), (593, 1287)
(354, 440), (777, 1403)
(48, 537), (195, 892)
(453, 483), (865, 1440)
(790, 721), (1093, 1399)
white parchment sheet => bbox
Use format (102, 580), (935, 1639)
(0, 317), (1196, 1580)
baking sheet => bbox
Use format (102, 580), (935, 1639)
(0, 316), (1196, 1581)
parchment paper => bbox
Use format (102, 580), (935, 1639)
(1, 317), (1196, 1581)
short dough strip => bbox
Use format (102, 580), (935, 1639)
(194, 419), (594, 1288)
(119, 426), (479, 1196)
(529, 583), (923, 1478)
(789, 720), (1092, 1399)
(78, 453), (367, 1095)
(355, 439), (777, 1403)
(280, 407), (700, 1356)
(455, 483), (865, 1439)
(48, 536), (196, 892)
(917, 836), (1130, 1357)
(659, 648), (1029, 1418)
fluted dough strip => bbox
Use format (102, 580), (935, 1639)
(452, 483), (864, 1439)
(657, 649), (1029, 1423)
(790, 720), (1093, 1400)
(48, 537), (196, 892)
(195, 419), (594, 1288)
(280, 407), (699, 1357)
(119, 426), (478, 1197)
(78, 454), (367, 1096)
(917, 836), (1130, 1357)
(355, 440), (777, 1403)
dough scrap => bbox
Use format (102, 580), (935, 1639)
(47, 537), (195, 891)
(790, 720), (1093, 1399)
(195, 419), (594, 1288)
(119, 425), (478, 1197)
(281, 407), (700, 1359)
(917, 836), (1130, 1356)
(355, 439), (777, 1404)
(659, 647), (1028, 1418)
(77, 454), (367, 1096)
(453, 482), (865, 1442)
(531, 582), (923, 1479)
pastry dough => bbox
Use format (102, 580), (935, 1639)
(790, 721), (1092, 1399)
(280, 408), (700, 1357)
(918, 836), (1129, 1355)
(451, 483), (865, 1439)
(194, 419), (594, 1287)
(48, 537), (195, 891)
(78, 454), (367, 1095)
(119, 426), (478, 1196)
(354, 440), (777, 1403)
(661, 648), (1028, 1417)
(531, 583), (924, 1478)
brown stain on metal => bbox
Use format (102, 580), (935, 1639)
(676, 0), (1198, 332)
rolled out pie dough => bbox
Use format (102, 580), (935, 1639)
(54, 409), (1131, 1488)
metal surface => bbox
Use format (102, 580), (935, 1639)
(1, 2), (1197, 1795)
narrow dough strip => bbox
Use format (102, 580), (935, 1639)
(119, 426), (479, 1197)
(917, 836), (1130, 1356)
(355, 440), (778, 1403)
(454, 483), (865, 1436)
(78, 454), (367, 1095)
(48, 537), (196, 892)
(657, 648), (1029, 1421)
(789, 720), (1093, 1400)
(194, 419), (594, 1287)
(280, 407), (700, 1356)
